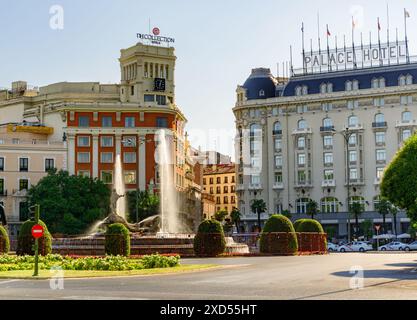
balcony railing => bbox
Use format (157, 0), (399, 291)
(396, 119), (417, 127)
(248, 183), (262, 190)
(320, 126), (335, 132)
(372, 121), (387, 128)
(236, 184), (245, 191)
(272, 130), (283, 135)
(321, 179), (336, 187)
(292, 128), (312, 135)
(272, 182), (284, 190)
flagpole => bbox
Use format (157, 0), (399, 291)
(378, 17), (382, 66)
(387, 3), (391, 66)
(404, 8), (410, 63)
(310, 38), (314, 73)
(335, 35), (338, 71)
(361, 32), (364, 69)
(326, 24), (330, 72)
(370, 31), (373, 68)
(302, 22), (306, 74)
(352, 17), (356, 69)
(396, 28), (400, 65)
(344, 35), (347, 71)
(318, 12), (322, 73)
(290, 46), (294, 76)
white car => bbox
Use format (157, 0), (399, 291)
(338, 241), (373, 252)
(327, 242), (339, 252)
(378, 241), (408, 251)
(403, 241), (417, 251)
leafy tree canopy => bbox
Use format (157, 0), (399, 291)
(126, 189), (160, 223)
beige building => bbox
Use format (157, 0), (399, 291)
(0, 123), (66, 237)
(233, 64), (415, 236)
(203, 164), (237, 216)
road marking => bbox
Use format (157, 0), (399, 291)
(0, 280), (21, 285)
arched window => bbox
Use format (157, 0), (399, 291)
(321, 197), (339, 213)
(379, 77), (386, 88)
(402, 111), (412, 123)
(348, 115), (358, 127)
(259, 89), (265, 97)
(323, 118), (333, 128)
(406, 74), (413, 85)
(374, 113), (385, 124)
(399, 75), (406, 86)
(302, 86), (308, 95)
(273, 121), (282, 135)
(320, 83), (333, 93)
(296, 198), (311, 214)
(345, 81), (352, 91)
(298, 119), (307, 129)
(250, 123), (262, 136)
(372, 78), (379, 89)
(349, 196), (366, 211)
(295, 86), (302, 96)
(352, 80), (359, 90)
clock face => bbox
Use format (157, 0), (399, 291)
(154, 78), (166, 91)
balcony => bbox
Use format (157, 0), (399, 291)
(294, 181), (313, 188)
(236, 184), (245, 191)
(396, 119), (417, 127)
(272, 130), (282, 135)
(372, 121), (387, 129)
(346, 179), (365, 186)
(248, 183), (262, 191)
(321, 179), (336, 187)
(292, 128), (312, 135)
(346, 123), (364, 130)
(272, 182), (284, 190)
(320, 126), (335, 132)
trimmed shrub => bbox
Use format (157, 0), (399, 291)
(0, 225), (10, 254)
(296, 219), (327, 253)
(293, 219), (305, 232)
(17, 220), (52, 256)
(194, 219), (226, 257)
(105, 223), (130, 256)
(260, 214), (298, 255)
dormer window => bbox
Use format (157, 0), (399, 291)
(373, 77), (386, 89)
(407, 74), (413, 85)
(320, 82), (333, 94)
(296, 85), (308, 96)
(346, 80), (359, 91)
(302, 86), (308, 95)
(259, 89), (265, 97)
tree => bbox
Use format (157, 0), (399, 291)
(350, 202), (364, 238)
(381, 135), (417, 222)
(230, 207), (241, 233)
(214, 209), (228, 222)
(250, 199), (267, 232)
(390, 205), (399, 236)
(306, 200), (319, 219)
(127, 190), (160, 223)
(28, 169), (110, 235)
(361, 219), (373, 240)
(376, 197), (391, 234)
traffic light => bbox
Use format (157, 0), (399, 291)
(28, 205), (37, 221)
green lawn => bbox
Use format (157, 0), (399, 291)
(0, 264), (218, 279)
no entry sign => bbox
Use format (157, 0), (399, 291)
(31, 224), (44, 239)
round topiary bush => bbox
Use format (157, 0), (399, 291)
(0, 225), (10, 254)
(260, 214), (298, 255)
(296, 219), (327, 253)
(17, 220), (52, 256)
(194, 219), (226, 257)
(105, 223), (130, 256)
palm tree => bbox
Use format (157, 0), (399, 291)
(390, 204), (399, 236)
(306, 200), (319, 219)
(230, 207), (241, 233)
(350, 202), (364, 238)
(376, 197), (390, 234)
(214, 209), (228, 222)
(250, 199), (267, 232)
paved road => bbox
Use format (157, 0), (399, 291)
(1, 253), (417, 299)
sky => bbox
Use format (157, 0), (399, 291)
(1, 0), (416, 158)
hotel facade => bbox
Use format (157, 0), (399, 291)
(233, 54), (417, 236)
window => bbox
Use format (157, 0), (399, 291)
(19, 202), (29, 221)
(376, 167), (384, 180)
(216, 186), (221, 193)
(296, 198), (310, 214)
(402, 129), (412, 142)
(45, 158), (55, 171)
(209, 178), (213, 184)
(19, 158), (28, 172)
(323, 118), (333, 128)
(324, 152), (333, 165)
(144, 94), (155, 102)
(124, 171), (136, 184)
(156, 95), (166, 105)
(122, 136), (136, 147)
(124, 152), (136, 163)
(156, 117), (168, 128)
(125, 116), (135, 128)
(376, 149), (386, 162)
(77, 152), (90, 163)
(101, 171), (113, 184)
(224, 177), (228, 184)
(375, 132), (385, 144)
(400, 95), (413, 105)
(348, 115), (358, 127)
(274, 172), (283, 183)
(77, 136), (90, 147)
(273, 122), (282, 135)
(349, 168), (358, 180)
(349, 150), (357, 162)
(101, 116), (112, 127)
(224, 186), (228, 193)
(302, 86), (308, 95)
(297, 105), (308, 113)
(274, 138), (282, 151)
(297, 171), (306, 183)
(373, 98), (385, 107)
(320, 83), (333, 93)
(78, 170), (90, 178)
(323, 135), (333, 147)
(374, 113), (385, 124)
(321, 197), (339, 213)
(250, 175), (260, 185)
(297, 137), (305, 149)
(407, 74), (413, 85)
(298, 120), (307, 129)
(352, 80), (359, 90)
(349, 196), (365, 211)
(324, 169), (334, 180)
(259, 89), (265, 97)
(224, 196), (229, 204)
(78, 116), (90, 127)
(231, 196), (236, 204)
(347, 100), (359, 110)
(372, 77), (385, 88)
(209, 187), (213, 194)
(216, 177), (221, 184)
(19, 179), (28, 191)
(100, 136), (114, 147)
(275, 155), (283, 168)
(100, 152), (113, 163)
(0, 157), (4, 171)
(0, 179), (4, 195)
(297, 154), (306, 166)
(349, 133), (357, 145)
(402, 111), (412, 123)
(131, 86), (135, 96)
(345, 81), (352, 91)
(295, 86), (302, 96)
(399, 74), (413, 86)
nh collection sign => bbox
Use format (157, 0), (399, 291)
(303, 41), (408, 73)
(137, 27), (175, 46)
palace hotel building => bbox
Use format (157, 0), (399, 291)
(234, 52), (417, 236)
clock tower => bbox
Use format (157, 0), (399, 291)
(119, 42), (176, 106)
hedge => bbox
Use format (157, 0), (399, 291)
(295, 219), (327, 253)
(105, 223), (130, 256)
(293, 219), (304, 232)
(260, 214), (298, 255)
(0, 225), (9, 254)
(194, 219), (226, 257)
(17, 220), (52, 256)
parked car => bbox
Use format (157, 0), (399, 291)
(327, 242), (339, 252)
(378, 241), (408, 251)
(338, 241), (373, 252)
(403, 240), (417, 251)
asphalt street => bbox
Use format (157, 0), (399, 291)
(1, 253), (417, 300)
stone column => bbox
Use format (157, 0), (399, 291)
(67, 134), (75, 175)
(92, 135), (99, 178)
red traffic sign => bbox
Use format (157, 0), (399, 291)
(375, 225), (381, 231)
(31, 224), (44, 239)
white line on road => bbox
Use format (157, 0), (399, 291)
(0, 280), (21, 286)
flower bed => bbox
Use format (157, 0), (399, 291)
(0, 254), (180, 272)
